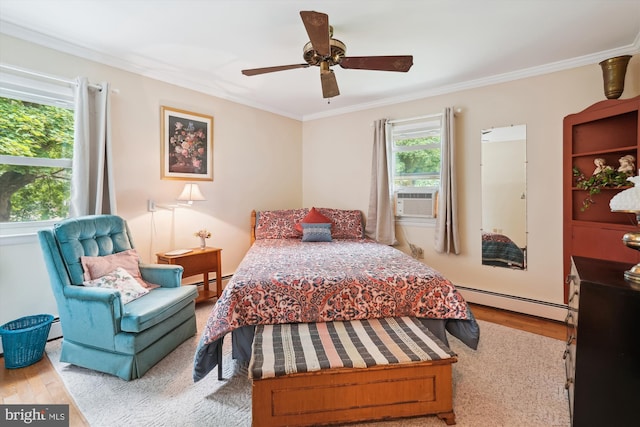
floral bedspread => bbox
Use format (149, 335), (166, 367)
(481, 231), (525, 269)
(193, 238), (470, 381)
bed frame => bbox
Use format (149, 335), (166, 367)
(252, 352), (457, 427)
(250, 210), (257, 244)
(246, 210), (458, 425)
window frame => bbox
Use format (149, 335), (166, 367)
(387, 114), (443, 225)
(0, 72), (75, 235)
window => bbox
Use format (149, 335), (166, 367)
(388, 115), (442, 191)
(0, 75), (75, 225)
(387, 115), (442, 221)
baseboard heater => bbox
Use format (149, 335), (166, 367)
(456, 285), (567, 322)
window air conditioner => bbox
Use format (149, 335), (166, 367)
(395, 190), (437, 218)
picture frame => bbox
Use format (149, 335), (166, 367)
(161, 106), (214, 181)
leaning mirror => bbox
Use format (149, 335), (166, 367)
(481, 124), (527, 270)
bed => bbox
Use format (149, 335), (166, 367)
(193, 208), (480, 383)
(481, 231), (526, 269)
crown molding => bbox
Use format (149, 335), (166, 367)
(0, 21), (303, 120)
(2, 20), (639, 122)
(303, 38), (640, 121)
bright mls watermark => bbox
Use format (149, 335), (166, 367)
(1, 405), (68, 426)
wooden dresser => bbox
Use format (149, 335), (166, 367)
(564, 256), (640, 426)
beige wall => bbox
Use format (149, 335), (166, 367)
(0, 31), (638, 325)
(0, 34), (303, 325)
(302, 55), (639, 309)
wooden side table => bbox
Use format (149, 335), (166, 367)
(156, 247), (222, 303)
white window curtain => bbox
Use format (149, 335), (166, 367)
(69, 77), (116, 217)
(365, 118), (397, 245)
(434, 107), (459, 254)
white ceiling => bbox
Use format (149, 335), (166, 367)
(1, 0), (639, 121)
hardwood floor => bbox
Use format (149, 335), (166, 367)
(0, 303), (565, 426)
(0, 348), (89, 427)
(469, 303), (566, 340)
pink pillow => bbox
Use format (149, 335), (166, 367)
(316, 208), (364, 239)
(294, 207), (333, 233)
(81, 249), (159, 289)
(255, 209), (308, 239)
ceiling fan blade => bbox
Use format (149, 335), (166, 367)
(320, 68), (339, 99)
(300, 11), (330, 57)
(241, 64), (310, 76)
(340, 56), (414, 72)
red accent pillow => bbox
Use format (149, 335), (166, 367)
(294, 207), (333, 233)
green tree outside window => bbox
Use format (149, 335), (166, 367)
(0, 97), (74, 222)
(394, 136), (440, 188)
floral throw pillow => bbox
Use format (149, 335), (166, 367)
(82, 267), (150, 304)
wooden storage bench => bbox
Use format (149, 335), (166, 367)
(249, 317), (458, 426)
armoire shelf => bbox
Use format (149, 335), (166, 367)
(563, 95), (640, 302)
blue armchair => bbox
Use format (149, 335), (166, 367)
(38, 215), (198, 380)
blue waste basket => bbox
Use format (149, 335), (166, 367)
(0, 314), (54, 369)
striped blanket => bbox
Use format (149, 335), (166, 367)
(249, 317), (456, 380)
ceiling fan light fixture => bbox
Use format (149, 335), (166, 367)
(241, 10), (413, 99)
(303, 38), (346, 67)
(321, 69), (339, 98)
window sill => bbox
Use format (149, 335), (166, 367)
(0, 220), (58, 246)
(395, 217), (436, 227)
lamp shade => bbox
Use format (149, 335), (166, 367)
(610, 176), (640, 211)
(177, 183), (206, 203)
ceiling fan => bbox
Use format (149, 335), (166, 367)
(241, 11), (414, 99)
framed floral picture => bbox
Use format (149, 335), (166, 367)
(161, 106), (213, 181)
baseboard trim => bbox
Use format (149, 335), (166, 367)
(457, 286), (567, 322)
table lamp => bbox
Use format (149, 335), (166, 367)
(149, 183), (206, 210)
(176, 183), (206, 206)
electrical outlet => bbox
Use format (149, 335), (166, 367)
(147, 199), (156, 212)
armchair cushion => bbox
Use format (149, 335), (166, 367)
(54, 215), (133, 285)
(120, 286), (198, 333)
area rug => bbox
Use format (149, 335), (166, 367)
(46, 302), (570, 426)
